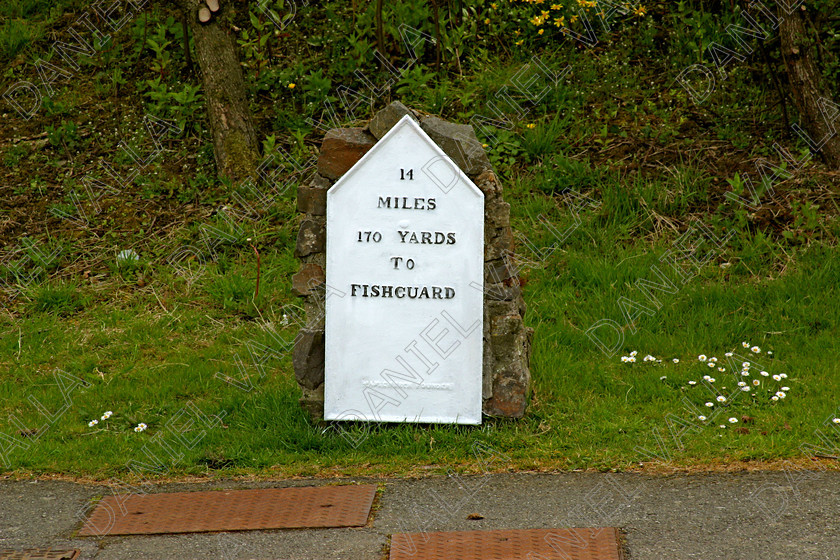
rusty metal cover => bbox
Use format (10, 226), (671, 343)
(79, 484), (376, 536)
(0, 551), (79, 560)
(389, 527), (624, 560)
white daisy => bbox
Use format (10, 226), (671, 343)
(773, 374), (782, 381)
(716, 396), (726, 402)
(725, 352), (733, 357)
(673, 358), (679, 363)
(705, 402), (714, 407)
(742, 362), (751, 368)
(771, 396), (779, 401)
(752, 379), (760, 386)
(781, 386), (790, 391)
(699, 355), (707, 361)
(718, 367), (725, 372)
(720, 425), (727, 428)
(741, 371), (750, 376)
(742, 341), (750, 348)
(741, 386), (750, 392)
(708, 362), (715, 368)
(101, 411), (113, 420)
(760, 371), (769, 377)
(88, 420), (98, 427)
(729, 417), (738, 423)
(621, 356), (629, 362)
(738, 382), (746, 387)
(710, 357), (718, 362)
(688, 381), (697, 385)
(660, 375), (667, 380)
(776, 392), (786, 399)
(833, 418), (840, 424)
(780, 373), (788, 379)
(628, 356), (636, 363)
(767, 351), (773, 356)
(703, 375), (711, 381)
(709, 378), (716, 383)
(751, 346), (760, 353)
(698, 415), (707, 421)
(630, 350), (638, 357)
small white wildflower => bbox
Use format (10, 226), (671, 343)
(771, 396), (779, 401)
(628, 356), (636, 363)
(742, 362), (751, 368)
(660, 375), (667, 381)
(773, 374), (782, 381)
(720, 425), (727, 429)
(752, 379), (760, 386)
(741, 371), (750, 376)
(751, 346), (760, 353)
(703, 375), (711, 381)
(776, 392), (786, 399)
(88, 420), (98, 427)
(760, 371), (769, 377)
(780, 373), (788, 379)
(710, 357), (718, 362)
(741, 386), (750, 392)
(781, 386), (790, 391)
(742, 341), (750, 348)
(630, 350), (638, 357)
(725, 352), (733, 357)
(673, 358), (679, 363)
(135, 423), (147, 432)
(729, 417), (738, 423)
(688, 381), (697, 385)
(699, 354), (707, 361)
(767, 351), (773, 356)
(708, 362), (716, 368)
(716, 395), (726, 402)
(833, 418), (840, 424)
(698, 415), (707, 421)
(621, 356), (628, 362)
(718, 367), (725, 372)
(705, 402), (714, 407)
(101, 411), (113, 420)
(738, 381), (746, 387)
(709, 378), (716, 383)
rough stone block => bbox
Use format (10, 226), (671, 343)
(316, 128), (376, 180)
(420, 116), (492, 176)
(294, 329), (325, 390)
(297, 181), (328, 215)
(368, 101), (417, 139)
(295, 218), (325, 257)
(292, 263), (325, 296)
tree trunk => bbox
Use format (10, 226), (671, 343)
(171, 0), (259, 183)
(778, 4), (840, 168)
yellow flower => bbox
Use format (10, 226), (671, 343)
(515, 29), (521, 35)
(634, 5), (647, 16)
(515, 39), (524, 45)
(570, 14), (578, 22)
(541, 10), (550, 17)
(526, 123), (537, 129)
(551, 3), (563, 9)
(288, 83), (296, 89)
(491, 2), (497, 8)
(553, 16), (565, 26)
(538, 28), (544, 34)
(484, 18), (490, 24)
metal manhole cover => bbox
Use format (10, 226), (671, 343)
(389, 527), (624, 560)
(79, 484), (376, 536)
(0, 551), (79, 560)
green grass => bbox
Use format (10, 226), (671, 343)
(1, 0), (839, 479)
(1, 189), (838, 479)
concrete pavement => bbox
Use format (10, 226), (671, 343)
(1, 472), (839, 559)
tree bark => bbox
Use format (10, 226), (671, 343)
(778, 4), (840, 168)
(170, 0), (259, 184)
